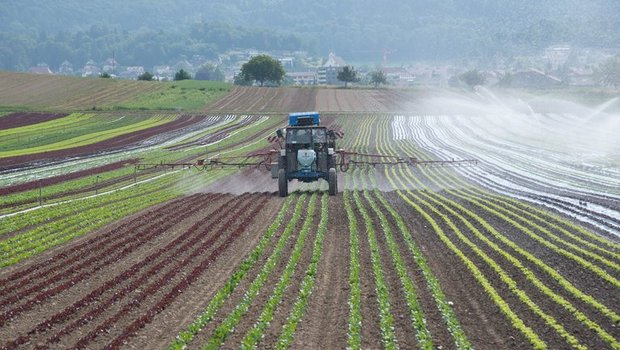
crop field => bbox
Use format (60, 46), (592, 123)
(0, 72), (230, 111)
(1, 82), (619, 349)
(206, 86), (421, 113)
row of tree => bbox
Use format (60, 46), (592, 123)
(234, 55), (388, 88)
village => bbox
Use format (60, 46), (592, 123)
(24, 45), (618, 89)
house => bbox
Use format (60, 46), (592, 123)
(28, 64), (53, 75)
(545, 45), (571, 71)
(381, 67), (415, 86)
(153, 65), (174, 81)
(174, 59), (194, 74)
(102, 58), (119, 73)
(317, 52), (346, 85)
(286, 71), (317, 85)
(82, 60), (100, 77)
(567, 67), (596, 86)
(58, 60), (74, 75)
(279, 57), (294, 71)
(119, 66), (145, 80)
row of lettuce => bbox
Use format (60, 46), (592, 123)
(377, 115), (619, 349)
(0, 113), (282, 267)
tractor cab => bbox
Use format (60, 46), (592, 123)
(274, 112), (338, 197)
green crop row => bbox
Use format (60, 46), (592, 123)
(0, 113), (148, 152)
(357, 170), (435, 348)
(433, 160), (620, 256)
(0, 170), (223, 267)
(202, 193), (316, 349)
(407, 161), (620, 343)
(167, 194), (295, 349)
(386, 117), (618, 348)
(399, 141), (620, 274)
(0, 113), (94, 137)
(275, 193), (328, 349)
(351, 178), (398, 349)
(240, 193), (324, 349)
(386, 166), (548, 349)
(397, 165), (611, 349)
(0, 166), (137, 213)
(341, 115), (374, 349)
(343, 180), (362, 350)
(0, 114), (172, 158)
(373, 119), (472, 349)
(1, 173), (179, 266)
(0, 170), (181, 236)
(394, 126), (620, 256)
(380, 118), (550, 348)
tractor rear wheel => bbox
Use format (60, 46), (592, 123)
(278, 169), (288, 197)
(328, 168), (337, 195)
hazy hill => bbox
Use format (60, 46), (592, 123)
(1, 0), (618, 70)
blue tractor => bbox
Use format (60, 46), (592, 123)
(273, 112), (338, 197)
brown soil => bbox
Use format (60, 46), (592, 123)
(0, 112), (68, 129)
(0, 192), (282, 349)
(291, 195), (350, 349)
(205, 86), (421, 114)
(385, 191), (529, 350)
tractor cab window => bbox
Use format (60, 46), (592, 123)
(312, 128), (326, 143)
(287, 128), (311, 144)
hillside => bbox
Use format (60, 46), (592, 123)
(1, 0), (619, 71)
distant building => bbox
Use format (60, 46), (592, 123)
(381, 67), (414, 86)
(120, 66), (145, 80)
(102, 58), (119, 73)
(191, 55), (208, 67)
(153, 65), (174, 81)
(545, 45), (571, 71)
(278, 57), (294, 71)
(28, 64), (53, 75)
(82, 59), (100, 77)
(58, 60), (74, 75)
(567, 67), (596, 86)
(317, 52), (346, 85)
(287, 71), (317, 85)
(174, 59), (194, 74)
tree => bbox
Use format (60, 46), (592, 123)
(370, 70), (387, 87)
(239, 54), (285, 86)
(137, 71), (154, 81)
(459, 70), (486, 89)
(99, 72), (111, 78)
(233, 73), (252, 86)
(337, 66), (358, 88)
(174, 69), (192, 81)
(598, 56), (620, 88)
(195, 63), (224, 81)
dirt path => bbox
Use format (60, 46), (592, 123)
(291, 195), (350, 349)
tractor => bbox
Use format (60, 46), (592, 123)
(272, 112), (338, 197)
(134, 111), (478, 197)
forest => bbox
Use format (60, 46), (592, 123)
(1, 0), (618, 71)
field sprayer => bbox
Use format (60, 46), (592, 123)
(135, 112), (478, 196)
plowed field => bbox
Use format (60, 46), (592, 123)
(1, 86), (619, 350)
(206, 86), (421, 113)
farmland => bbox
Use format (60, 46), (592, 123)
(1, 80), (619, 349)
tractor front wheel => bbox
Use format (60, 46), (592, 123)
(278, 169), (288, 197)
(328, 168), (337, 196)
